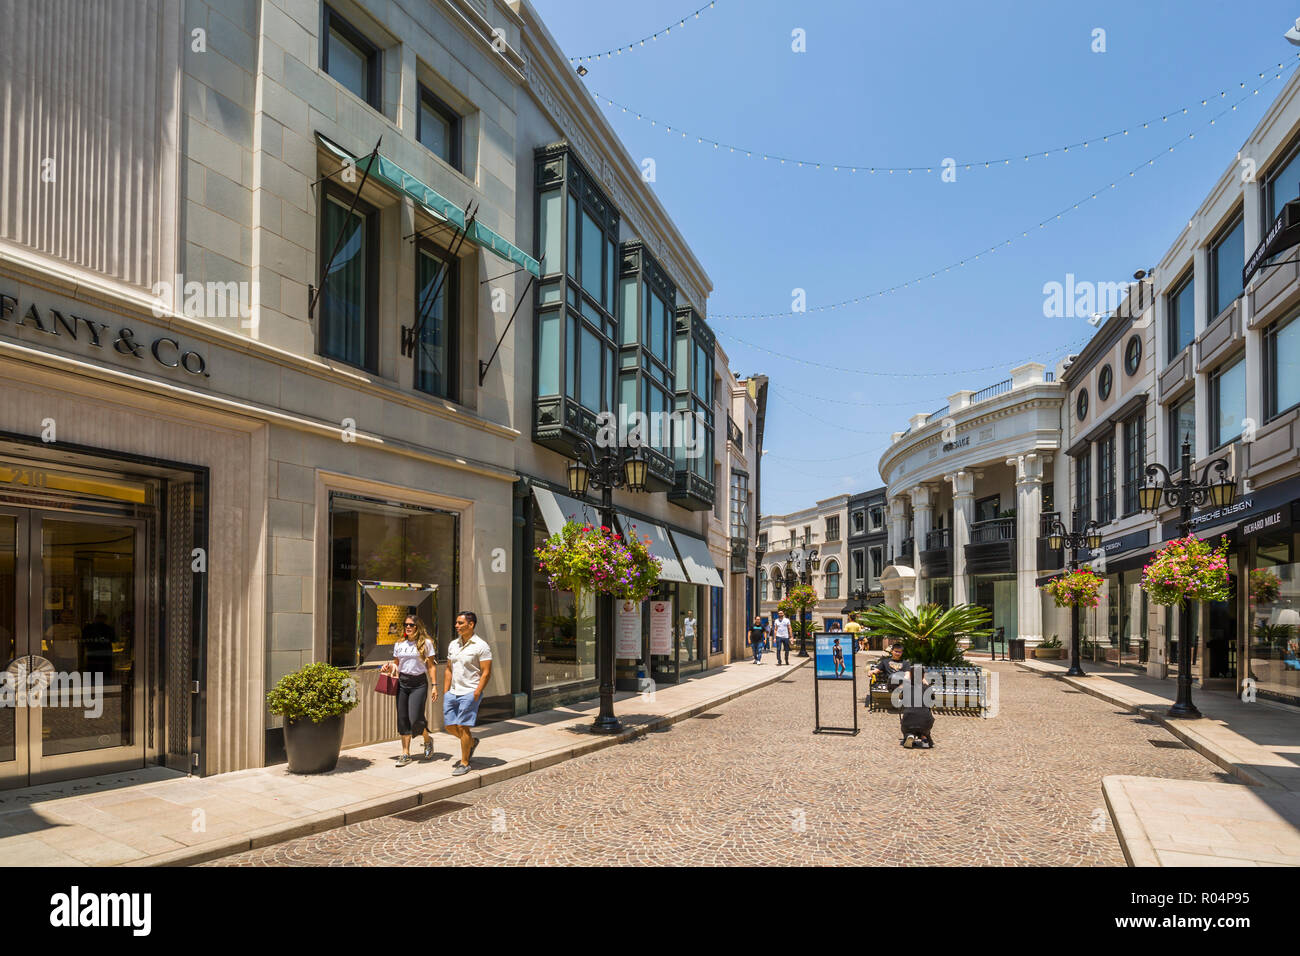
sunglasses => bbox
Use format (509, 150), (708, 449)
(404, 623), (417, 629)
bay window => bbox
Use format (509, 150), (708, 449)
(532, 146), (619, 453)
(669, 304), (715, 510)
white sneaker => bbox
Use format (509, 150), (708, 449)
(903, 735), (916, 749)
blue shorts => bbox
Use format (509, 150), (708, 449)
(443, 692), (482, 727)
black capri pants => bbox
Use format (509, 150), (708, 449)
(396, 672), (430, 736)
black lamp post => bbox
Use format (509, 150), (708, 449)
(566, 438), (649, 734)
(1046, 510), (1103, 677)
(1138, 437), (1237, 719)
(789, 546), (820, 657)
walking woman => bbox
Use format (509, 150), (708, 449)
(385, 613), (438, 766)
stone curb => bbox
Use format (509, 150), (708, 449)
(1013, 661), (1282, 790)
(1101, 776), (1162, 868)
(136, 659), (808, 867)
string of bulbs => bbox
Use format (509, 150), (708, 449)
(592, 55), (1298, 175)
(705, 64), (1294, 320)
(569, 1), (717, 66)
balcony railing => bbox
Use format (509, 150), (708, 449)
(924, 527), (951, 550)
(1039, 511), (1061, 538)
(727, 416), (743, 452)
(970, 517), (1016, 543)
(971, 377), (1012, 404)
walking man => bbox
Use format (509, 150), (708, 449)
(748, 615), (767, 664)
(444, 610), (492, 776)
(772, 609), (792, 666)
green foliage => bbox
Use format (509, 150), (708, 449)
(777, 582), (818, 621)
(535, 520), (661, 606)
(857, 603), (992, 666)
(1041, 569), (1103, 608)
(1039, 635), (1063, 649)
(1253, 622), (1294, 651)
(266, 662), (359, 723)
(1142, 535), (1232, 607)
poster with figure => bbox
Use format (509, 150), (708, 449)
(649, 600), (673, 655)
(616, 600), (642, 658)
(815, 635), (854, 680)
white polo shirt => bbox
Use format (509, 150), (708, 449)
(447, 634), (492, 697)
(773, 617), (791, 639)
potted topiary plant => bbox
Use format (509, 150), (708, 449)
(267, 662), (359, 774)
(1035, 635), (1064, 659)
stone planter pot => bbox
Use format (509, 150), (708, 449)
(1033, 647), (1064, 660)
(284, 714), (346, 774)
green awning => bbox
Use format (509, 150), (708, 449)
(316, 133), (539, 278)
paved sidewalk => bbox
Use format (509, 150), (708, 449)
(1016, 658), (1300, 790)
(1103, 776), (1300, 866)
(0, 658), (807, 867)
(1018, 658), (1300, 867)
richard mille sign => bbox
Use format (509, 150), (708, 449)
(0, 293), (210, 378)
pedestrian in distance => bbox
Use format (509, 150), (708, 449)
(748, 615), (766, 664)
(443, 610), (493, 776)
(385, 613), (438, 767)
(772, 609), (792, 665)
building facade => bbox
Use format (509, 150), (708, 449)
(1057, 278), (1161, 672)
(1057, 66), (1300, 705)
(757, 495), (849, 632)
(878, 363), (1064, 648)
(844, 486), (888, 615)
(0, 0), (758, 790)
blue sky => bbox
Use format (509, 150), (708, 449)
(534, 0), (1300, 516)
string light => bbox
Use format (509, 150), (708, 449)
(588, 55), (1298, 175)
(718, 329), (1096, 379)
(709, 67), (1292, 321)
(569, 1), (717, 65)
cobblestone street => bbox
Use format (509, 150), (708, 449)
(211, 662), (1234, 866)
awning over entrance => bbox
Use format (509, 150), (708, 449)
(617, 516), (688, 583)
(316, 134), (540, 278)
(531, 486), (601, 536)
(670, 529), (724, 588)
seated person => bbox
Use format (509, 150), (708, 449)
(870, 642), (910, 683)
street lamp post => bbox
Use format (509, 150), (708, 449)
(566, 438), (649, 735)
(1138, 438), (1237, 719)
(1046, 510), (1103, 677)
(789, 546), (820, 657)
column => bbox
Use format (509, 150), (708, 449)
(909, 485), (934, 606)
(949, 470), (975, 606)
(1009, 453), (1046, 645)
(887, 496), (908, 563)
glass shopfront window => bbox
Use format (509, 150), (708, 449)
(328, 494), (458, 667)
(973, 574), (1017, 653)
(650, 582), (704, 683)
(1104, 569), (1148, 667)
(531, 521), (597, 699)
(926, 577), (952, 608)
(1248, 528), (1300, 704)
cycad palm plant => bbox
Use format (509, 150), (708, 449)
(857, 603), (993, 666)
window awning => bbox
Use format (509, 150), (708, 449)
(670, 529), (724, 588)
(316, 133), (540, 278)
(531, 486), (602, 536)
(615, 516), (688, 583)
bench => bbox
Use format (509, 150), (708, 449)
(867, 666), (990, 715)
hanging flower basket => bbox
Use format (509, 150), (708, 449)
(1140, 535), (1232, 607)
(1040, 569), (1104, 609)
(535, 520), (661, 607)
